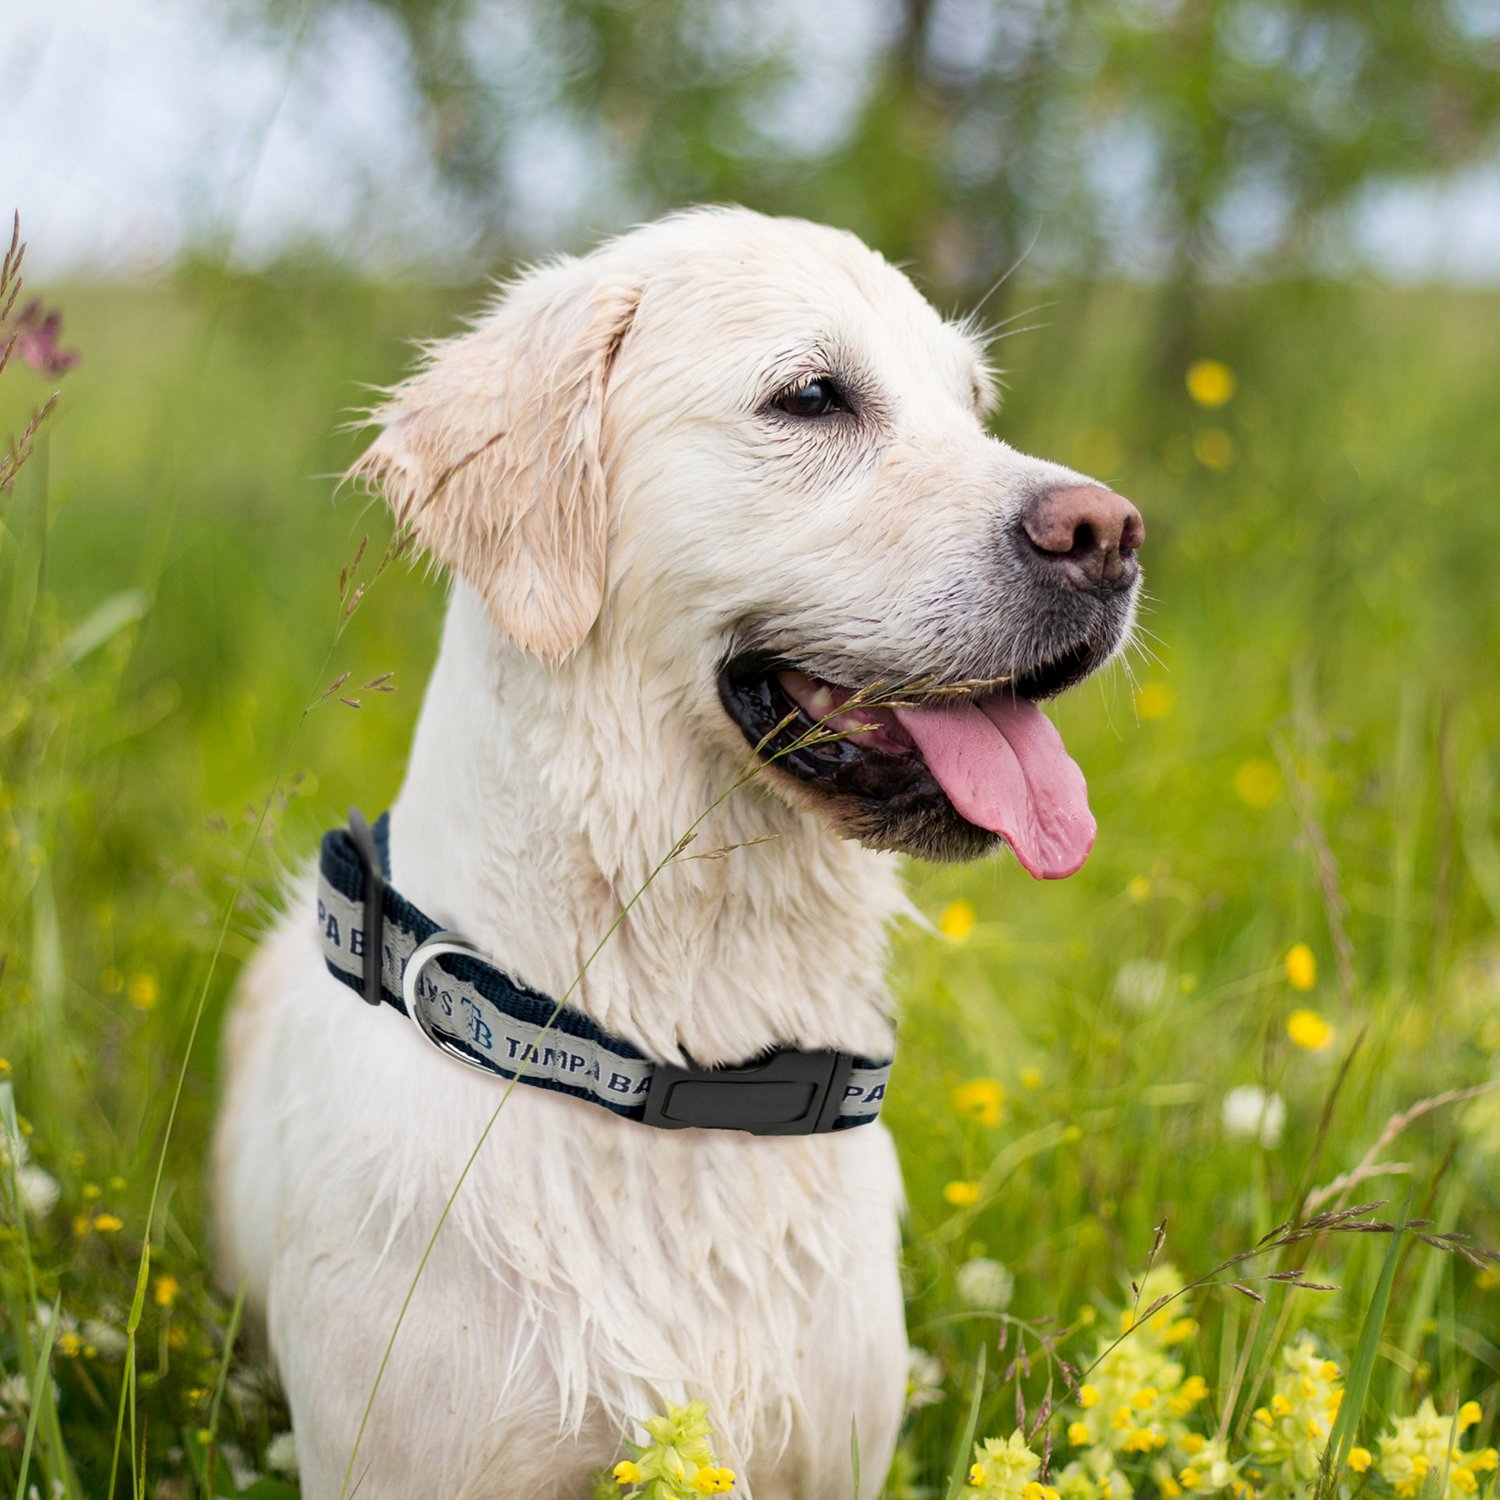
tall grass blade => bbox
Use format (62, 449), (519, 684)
(14, 1294), (61, 1500)
(206, 1282), (250, 1478)
(3, 1083), (78, 1498)
(943, 1345), (987, 1500)
(1317, 1195), (1409, 1500)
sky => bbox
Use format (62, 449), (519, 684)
(5, 0), (1500, 282)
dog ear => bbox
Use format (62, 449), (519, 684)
(352, 263), (641, 658)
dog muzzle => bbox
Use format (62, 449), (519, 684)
(315, 810), (893, 1136)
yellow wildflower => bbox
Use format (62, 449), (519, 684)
(1459, 1402), (1483, 1431)
(953, 1077), (1004, 1127)
(963, 1430), (1044, 1500)
(1181, 1435), (1207, 1456)
(1135, 682), (1175, 721)
(93, 1212), (124, 1232)
(0, 1058), (9, 1074)
(1283, 945), (1318, 993)
(940, 900), (977, 941)
(944, 1180), (983, 1208)
(1194, 429), (1236, 471)
(1349, 1448), (1372, 1474)
(1019, 1066), (1043, 1091)
(1234, 759), (1282, 809)
(1079, 1385), (1100, 1409)
(128, 972), (159, 1011)
(1287, 1008), (1332, 1050)
(692, 1466), (735, 1494)
(1068, 1422), (1091, 1446)
(1186, 360), (1237, 408)
(1126, 875), (1151, 903)
(1161, 1480), (1183, 1500)
(154, 1274), (180, 1308)
(1131, 1388), (1158, 1410)
(1270, 1394), (1291, 1418)
(58, 1331), (83, 1358)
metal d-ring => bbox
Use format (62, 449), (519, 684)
(402, 931), (489, 1066)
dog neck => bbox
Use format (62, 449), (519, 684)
(386, 584), (904, 1067)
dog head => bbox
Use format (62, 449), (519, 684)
(355, 207), (1143, 872)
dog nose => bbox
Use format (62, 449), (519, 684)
(1021, 484), (1145, 591)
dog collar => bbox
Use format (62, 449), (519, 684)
(316, 810), (892, 1135)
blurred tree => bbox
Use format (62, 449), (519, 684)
(252, 0), (1500, 329)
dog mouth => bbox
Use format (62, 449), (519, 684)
(718, 643), (1102, 878)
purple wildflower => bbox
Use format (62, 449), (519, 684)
(9, 299), (79, 377)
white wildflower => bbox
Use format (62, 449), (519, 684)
(1221, 1084), (1286, 1148)
(82, 1318), (127, 1361)
(956, 1256), (1015, 1312)
(906, 1346), (945, 1412)
(0, 1372), (57, 1419)
(218, 1442), (261, 1492)
(1112, 959), (1172, 1011)
(18, 1164), (60, 1218)
(265, 1430), (299, 1475)
(0, 1372), (32, 1417)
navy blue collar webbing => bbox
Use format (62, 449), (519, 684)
(316, 810), (893, 1135)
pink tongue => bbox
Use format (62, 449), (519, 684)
(892, 697), (1096, 879)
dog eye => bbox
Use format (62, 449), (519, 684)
(773, 379), (847, 418)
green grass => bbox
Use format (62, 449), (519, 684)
(2, 267), (1499, 1497)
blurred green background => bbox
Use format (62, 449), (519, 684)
(3, 2), (1500, 1495)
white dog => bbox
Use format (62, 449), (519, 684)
(213, 207), (1143, 1500)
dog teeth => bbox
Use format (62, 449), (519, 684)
(806, 685), (835, 716)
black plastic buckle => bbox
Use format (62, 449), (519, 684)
(641, 1048), (854, 1136)
(346, 807), (386, 1007)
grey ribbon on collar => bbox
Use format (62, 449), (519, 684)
(316, 861), (893, 1133)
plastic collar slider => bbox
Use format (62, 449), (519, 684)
(642, 1048), (855, 1135)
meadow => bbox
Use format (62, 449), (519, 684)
(2, 258), (1499, 1498)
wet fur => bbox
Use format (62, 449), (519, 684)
(212, 208), (1134, 1498)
